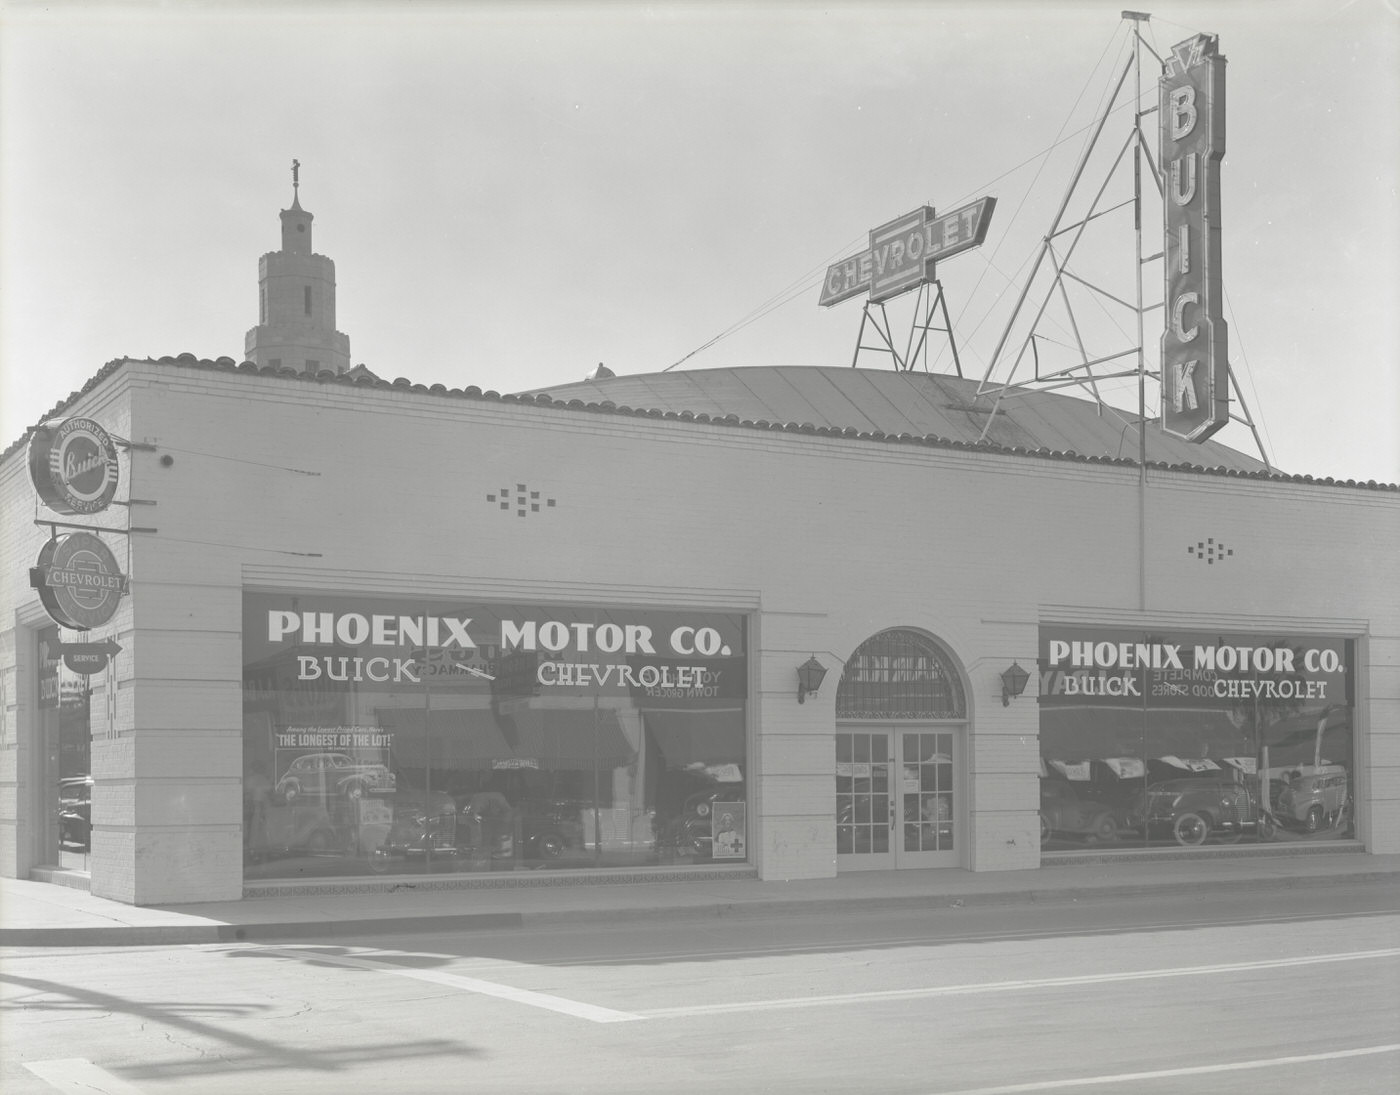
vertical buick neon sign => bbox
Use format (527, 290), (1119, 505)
(1160, 34), (1229, 442)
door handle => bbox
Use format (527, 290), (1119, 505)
(890, 799), (896, 830)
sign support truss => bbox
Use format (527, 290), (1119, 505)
(973, 12), (1271, 470)
(850, 279), (964, 377)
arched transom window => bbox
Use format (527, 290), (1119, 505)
(836, 629), (966, 720)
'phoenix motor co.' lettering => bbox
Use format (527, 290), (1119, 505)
(269, 610), (739, 684)
(1047, 639), (1343, 675)
(269, 611), (733, 658)
(1043, 634), (1346, 705)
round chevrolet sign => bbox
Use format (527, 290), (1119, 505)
(31, 533), (129, 630)
(28, 417), (120, 515)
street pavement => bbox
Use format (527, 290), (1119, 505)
(4, 846), (1398, 946)
(6, 873), (1398, 1094)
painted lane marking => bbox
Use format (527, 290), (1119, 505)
(24, 1058), (146, 1094)
(644, 946), (1400, 1017)
(260, 946), (643, 1023)
(930, 1043), (1400, 1094)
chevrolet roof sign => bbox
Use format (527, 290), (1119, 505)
(819, 197), (996, 307)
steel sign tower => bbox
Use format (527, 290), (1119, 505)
(970, 12), (1269, 469)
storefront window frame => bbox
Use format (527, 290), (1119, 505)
(241, 589), (752, 882)
(1037, 623), (1358, 856)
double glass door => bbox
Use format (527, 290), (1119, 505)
(836, 727), (960, 869)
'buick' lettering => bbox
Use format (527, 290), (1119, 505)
(1159, 32), (1228, 441)
(297, 656), (421, 684)
(1054, 672), (1141, 698)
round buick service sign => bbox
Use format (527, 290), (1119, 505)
(28, 417), (120, 515)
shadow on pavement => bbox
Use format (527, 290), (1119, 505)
(1, 971), (480, 1080)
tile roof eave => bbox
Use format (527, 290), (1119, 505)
(4, 354), (1396, 495)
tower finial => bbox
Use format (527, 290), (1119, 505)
(292, 158), (300, 195)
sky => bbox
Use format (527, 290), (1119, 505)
(2, 0), (1397, 482)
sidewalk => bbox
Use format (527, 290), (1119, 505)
(4, 847), (1398, 947)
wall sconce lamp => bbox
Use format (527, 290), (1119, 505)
(797, 655), (828, 704)
(1001, 661), (1030, 706)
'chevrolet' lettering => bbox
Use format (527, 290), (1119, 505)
(820, 197), (997, 307)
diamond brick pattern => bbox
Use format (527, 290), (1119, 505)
(486, 483), (557, 518)
(1188, 538), (1234, 564)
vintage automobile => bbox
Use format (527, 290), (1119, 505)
(1129, 777), (1273, 846)
(1039, 780), (1122, 845)
(253, 803), (345, 858)
(1276, 766), (1350, 833)
(369, 789), (535, 870)
(515, 797), (585, 860)
(58, 775), (93, 850)
(274, 752), (396, 803)
(368, 791), (462, 870)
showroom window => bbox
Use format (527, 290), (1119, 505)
(1038, 626), (1355, 851)
(242, 593), (747, 879)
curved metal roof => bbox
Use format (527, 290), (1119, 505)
(527, 366), (1270, 472)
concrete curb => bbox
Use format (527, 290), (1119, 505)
(6, 868), (1394, 947)
(515, 867), (1400, 927)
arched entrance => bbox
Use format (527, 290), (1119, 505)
(835, 628), (968, 870)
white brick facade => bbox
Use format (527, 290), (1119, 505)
(2, 358), (1396, 903)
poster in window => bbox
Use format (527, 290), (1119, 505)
(711, 801), (746, 860)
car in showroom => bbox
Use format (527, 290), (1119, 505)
(274, 752), (396, 803)
(1276, 765), (1351, 833)
(58, 775), (93, 850)
(1129, 776), (1273, 846)
(1039, 780), (1123, 845)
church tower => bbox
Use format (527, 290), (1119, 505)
(244, 161), (351, 374)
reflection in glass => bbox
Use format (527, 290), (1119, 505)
(836, 731), (893, 857)
(242, 595), (748, 879)
(1039, 629), (1354, 853)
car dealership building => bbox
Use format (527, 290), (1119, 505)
(2, 347), (1397, 905)
(2, 173), (1397, 905)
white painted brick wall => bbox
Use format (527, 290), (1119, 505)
(3, 360), (1397, 896)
